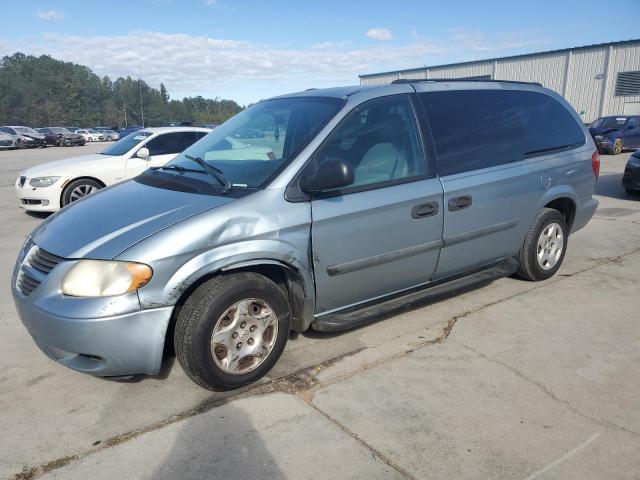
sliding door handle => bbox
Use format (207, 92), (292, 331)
(448, 195), (472, 212)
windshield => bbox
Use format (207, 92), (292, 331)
(163, 97), (343, 189)
(101, 131), (152, 156)
(592, 117), (627, 129)
(14, 127), (37, 134)
(50, 127), (71, 134)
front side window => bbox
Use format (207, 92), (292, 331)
(313, 95), (425, 188)
(592, 116), (626, 129)
(164, 97), (343, 188)
(101, 131), (152, 156)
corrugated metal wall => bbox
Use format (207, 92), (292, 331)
(360, 42), (640, 122)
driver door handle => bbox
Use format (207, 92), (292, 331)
(412, 201), (439, 219)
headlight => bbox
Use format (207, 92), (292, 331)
(62, 260), (153, 297)
(29, 176), (60, 187)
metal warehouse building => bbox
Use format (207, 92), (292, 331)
(359, 39), (640, 123)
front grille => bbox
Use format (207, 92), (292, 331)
(21, 199), (42, 205)
(17, 247), (63, 296)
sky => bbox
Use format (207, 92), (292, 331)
(1, 0), (639, 105)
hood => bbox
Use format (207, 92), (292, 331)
(20, 132), (45, 140)
(31, 179), (234, 259)
(22, 153), (110, 177)
(62, 132), (83, 139)
(589, 127), (620, 136)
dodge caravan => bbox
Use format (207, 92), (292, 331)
(12, 80), (599, 390)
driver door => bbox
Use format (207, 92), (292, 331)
(125, 131), (206, 178)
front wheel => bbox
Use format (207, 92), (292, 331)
(61, 178), (103, 207)
(174, 272), (290, 390)
(516, 208), (568, 281)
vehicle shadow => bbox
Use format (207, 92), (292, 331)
(149, 402), (286, 480)
(595, 172), (634, 200)
(24, 211), (51, 220)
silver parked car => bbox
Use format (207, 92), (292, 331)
(0, 126), (47, 148)
(12, 80), (599, 390)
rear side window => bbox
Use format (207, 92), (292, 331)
(420, 90), (585, 176)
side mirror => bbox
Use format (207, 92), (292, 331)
(300, 158), (354, 193)
(136, 147), (150, 160)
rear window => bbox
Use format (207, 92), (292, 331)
(420, 90), (585, 176)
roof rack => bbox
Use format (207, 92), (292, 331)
(391, 78), (542, 87)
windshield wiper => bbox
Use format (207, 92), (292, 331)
(151, 164), (206, 174)
(184, 154), (232, 193)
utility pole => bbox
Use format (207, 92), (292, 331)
(123, 103), (128, 127)
(139, 66), (145, 127)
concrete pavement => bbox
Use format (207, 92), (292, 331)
(0, 146), (638, 479)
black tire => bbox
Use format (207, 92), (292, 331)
(516, 208), (568, 281)
(613, 138), (623, 155)
(55, 137), (64, 147)
(60, 178), (104, 207)
(106, 135), (112, 141)
(16, 139), (23, 149)
(174, 272), (290, 390)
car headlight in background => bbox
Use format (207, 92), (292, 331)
(62, 260), (153, 297)
(29, 176), (60, 187)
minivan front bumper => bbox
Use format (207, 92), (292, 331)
(14, 297), (172, 376)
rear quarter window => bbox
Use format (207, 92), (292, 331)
(420, 90), (585, 176)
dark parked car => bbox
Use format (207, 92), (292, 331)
(622, 150), (640, 195)
(118, 125), (143, 138)
(37, 127), (86, 147)
(589, 115), (640, 154)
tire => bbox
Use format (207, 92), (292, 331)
(174, 272), (290, 390)
(516, 208), (568, 281)
(61, 178), (104, 207)
(613, 138), (623, 155)
(106, 136), (112, 141)
(16, 139), (23, 149)
(55, 137), (64, 147)
(626, 188), (640, 196)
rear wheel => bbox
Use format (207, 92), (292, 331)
(516, 208), (568, 281)
(55, 137), (64, 147)
(174, 272), (290, 390)
(61, 178), (103, 207)
(613, 138), (623, 155)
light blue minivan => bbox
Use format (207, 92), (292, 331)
(12, 80), (599, 390)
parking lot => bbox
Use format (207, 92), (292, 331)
(1, 145), (639, 479)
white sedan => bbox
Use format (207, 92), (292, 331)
(74, 129), (104, 142)
(15, 127), (210, 212)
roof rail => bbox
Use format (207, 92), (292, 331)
(391, 78), (542, 87)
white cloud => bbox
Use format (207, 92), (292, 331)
(0, 29), (552, 104)
(366, 28), (393, 41)
(37, 10), (64, 21)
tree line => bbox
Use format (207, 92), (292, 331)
(0, 53), (243, 128)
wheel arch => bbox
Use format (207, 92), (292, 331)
(60, 176), (107, 205)
(537, 186), (578, 232)
(162, 258), (313, 358)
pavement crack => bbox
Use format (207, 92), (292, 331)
(301, 398), (418, 480)
(452, 339), (640, 439)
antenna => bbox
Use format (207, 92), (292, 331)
(139, 66), (145, 127)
